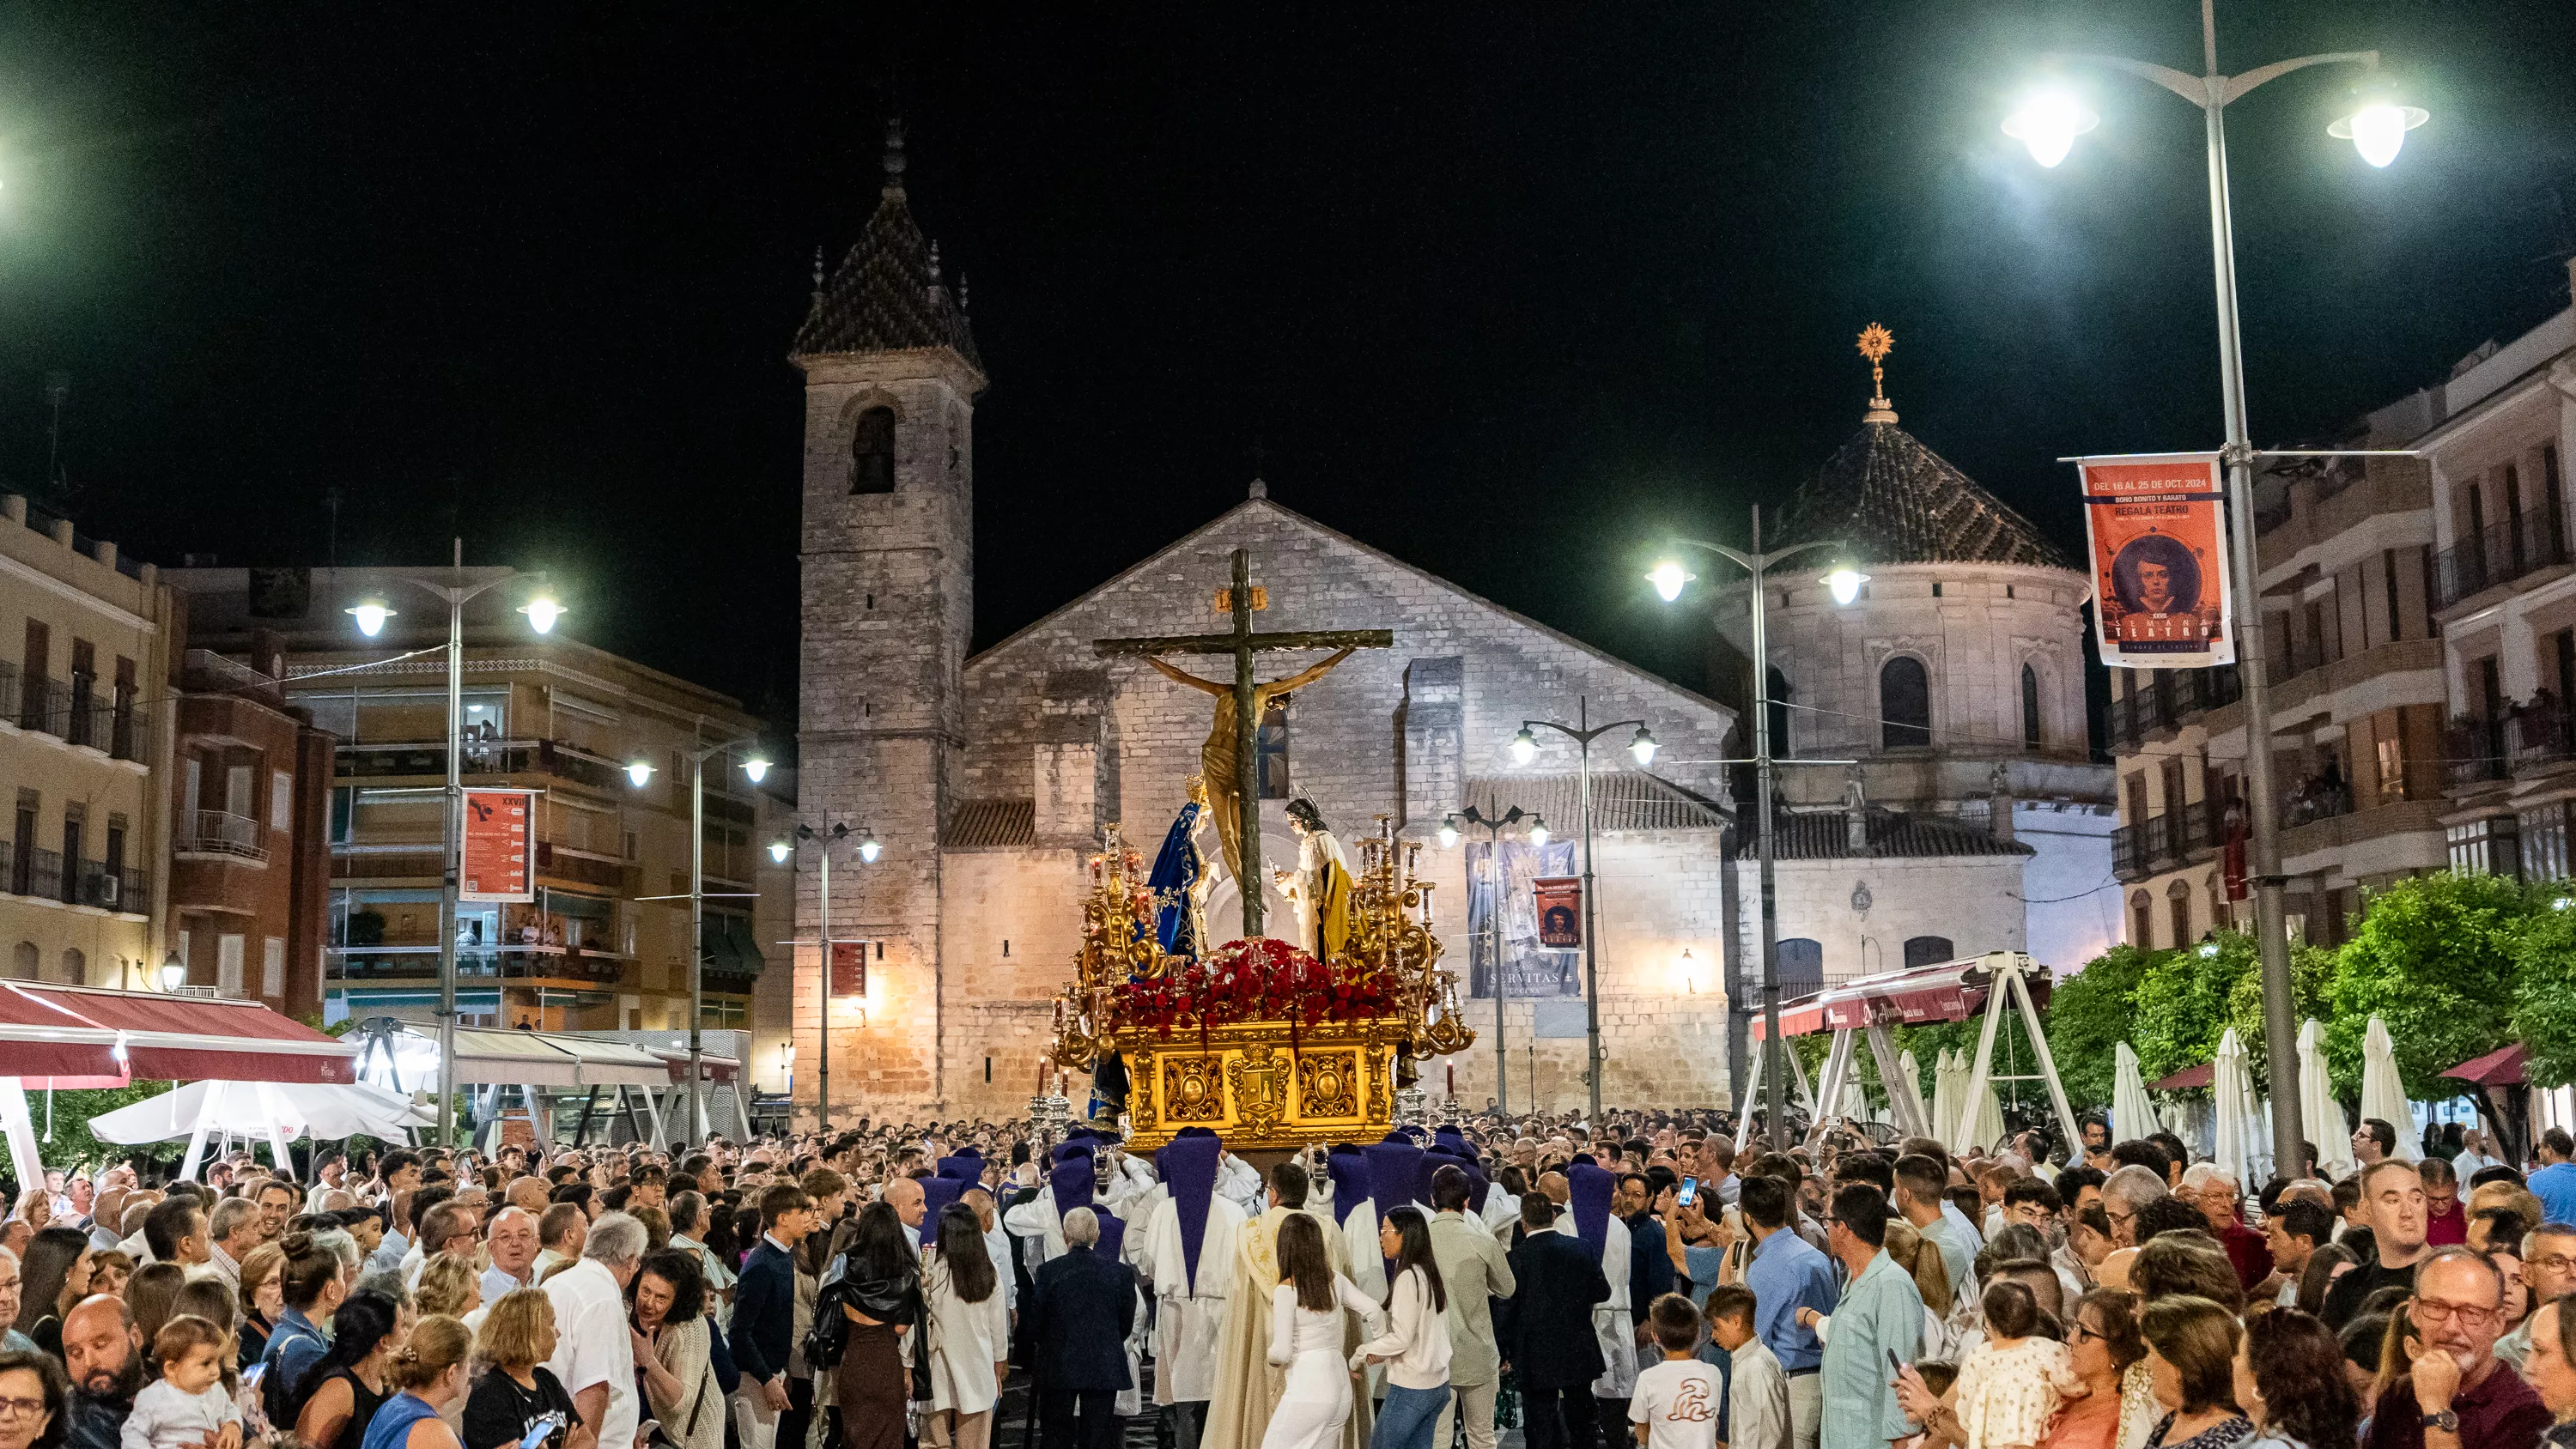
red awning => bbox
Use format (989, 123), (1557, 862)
(0, 982), (354, 1087)
(1749, 955), (2051, 1040)
(650, 1047), (740, 1084)
(2443, 1042), (2528, 1088)
(2150, 1063), (2215, 1091)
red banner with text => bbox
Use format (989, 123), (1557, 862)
(459, 788), (536, 902)
(2077, 452), (2234, 669)
(1533, 877), (1582, 949)
(829, 941), (866, 997)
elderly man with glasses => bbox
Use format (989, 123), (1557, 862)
(2362, 1246), (2550, 1449)
(2494, 1221), (2576, 1371)
(2175, 1164), (2268, 1294)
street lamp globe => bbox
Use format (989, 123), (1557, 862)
(1646, 561), (1694, 603)
(1437, 815), (1461, 849)
(626, 760), (656, 788)
(768, 839), (792, 864)
(157, 952), (186, 992)
(518, 597), (564, 634)
(1825, 567), (1871, 607)
(1526, 816), (1551, 848)
(1509, 727), (1538, 767)
(2002, 90), (2099, 167)
(2330, 100), (2427, 167)
(741, 755), (772, 784)
(1629, 725), (1658, 767)
(347, 602), (396, 638)
(858, 833), (882, 864)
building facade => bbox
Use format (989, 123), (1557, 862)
(0, 497), (172, 991)
(165, 567), (780, 1035)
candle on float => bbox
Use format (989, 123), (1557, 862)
(1446, 1061), (1455, 1095)
(1038, 1057), (1050, 1094)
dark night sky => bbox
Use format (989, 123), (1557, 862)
(0, 4), (2570, 734)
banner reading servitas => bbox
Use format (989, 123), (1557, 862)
(2077, 452), (2234, 669)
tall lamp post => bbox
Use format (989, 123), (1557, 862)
(1649, 509), (1864, 1150)
(2002, 0), (2431, 1177)
(345, 542), (562, 1149)
(1437, 801), (1547, 1117)
(1508, 699), (1656, 1124)
(628, 734), (772, 1143)
(769, 819), (878, 1134)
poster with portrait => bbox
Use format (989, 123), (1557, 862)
(1464, 838), (1580, 998)
(2077, 452), (2235, 668)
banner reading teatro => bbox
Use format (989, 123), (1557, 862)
(2077, 452), (2234, 669)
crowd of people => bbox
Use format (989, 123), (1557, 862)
(0, 1105), (2567, 1449)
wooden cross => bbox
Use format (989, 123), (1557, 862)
(1095, 548), (1391, 940)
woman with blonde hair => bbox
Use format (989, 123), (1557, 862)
(460, 1290), (574, 1449)
(413, 1258), (481, 1323)
(363, 1315), (471, 1449)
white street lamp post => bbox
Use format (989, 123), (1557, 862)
(1439, 803), (1540, 1115)
(634, 736), (771, 1143)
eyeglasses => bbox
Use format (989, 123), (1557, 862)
(2069, 1321), (2104, 1343)
(2412, 1296), (2501, 1328)
(2530, 1256), (2576, 1276)
(0, 1397), (46, 1421)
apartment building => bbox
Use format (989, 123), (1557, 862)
(0, 496), (173, 988)
(2414, 269), (2576, 878)
(2108, 413), (2448, 949)
(167, 565), (781, 1034)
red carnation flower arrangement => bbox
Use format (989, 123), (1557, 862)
(1109, 936), (1402, 1037)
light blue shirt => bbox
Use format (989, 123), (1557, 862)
(1743, 1228), (1834, 1373)
(1939, 1200), (1984, 1253)
(1820, 1251), (1922, 1449)
(2530, 1162), (2576, 1227)
(1918, 1212), (1978, 1297)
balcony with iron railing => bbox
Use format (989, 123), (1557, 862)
(177, 809), (269, 863)
(0, 841), (148, 912)
(337, 737), (629, 792)
(326, 943), (629, 987)
(2109, 668), (2245, 756)
(0, 661), (149, 762)
(2447, 718), (2511, 788)
(2437, 507), (2572, 610)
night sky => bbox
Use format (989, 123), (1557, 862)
(0, 4), (2570, 737)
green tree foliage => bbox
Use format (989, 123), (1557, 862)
(2221, 937), (2337, 1083)
(26, 1082), (182, 1177)
(2325, 871), (2537, 1100)
(2040, 944), (2155, 1113)
(2131, 937), (2250, 1084)
(2510, 894), (2576, 1088)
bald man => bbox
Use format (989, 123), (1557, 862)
(884, 1177), (927, 1251)
(64, 1294), (145, 1449)
(483, 1207), (540, 1304)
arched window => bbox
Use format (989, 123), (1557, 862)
(2130, 891), (2154, 947)
(2021, 664), (2043, 750)
(1766, 667), (1792, 754)
(1776, 937), (1824, 997)
(2206, 872), (2228, 934)
(1880, 656), (1931, 748)
(7, 942), (34, 980)
(850, 406), (896, 494)
(1902, 935), (1954, 970)
(56, 947), (82, 985)
(2166, 878), (2193, 949)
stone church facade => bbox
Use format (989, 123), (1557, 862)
(784, 139), (2110, 1123)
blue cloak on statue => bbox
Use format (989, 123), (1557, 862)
(1148, 800), (1204, 961)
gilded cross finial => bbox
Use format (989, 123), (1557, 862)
(1856, 322), (1898, 423)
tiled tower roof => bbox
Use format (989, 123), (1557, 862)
(1774, 418), (2075, 570)
(790, 121), (982, 373)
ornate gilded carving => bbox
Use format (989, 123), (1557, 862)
(1161, 1055), (1226, 1124)
(1296, 1051), (1360, 1118)
(1227, 1042), (1291, 1134)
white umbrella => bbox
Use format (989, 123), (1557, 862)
(1929, 1048), (1962, 1147)
(2212, 1028), (2256, 1191)
(1895, 1048), (1931, 1137)
(88, 1078), (432, 1144)
(1965, 1070), (2007, 1153)
(2300, 1019), (2354, 1180)
(2360, 1015), (2421, 1161)
(2112, 1041), (2158, 1143)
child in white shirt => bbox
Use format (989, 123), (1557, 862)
(123, 1316), (244, 1449)
(1629, 1294), (1722, 1449)
(1951, 1281), (2085, 1449)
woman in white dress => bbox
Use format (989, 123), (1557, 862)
(1261, 1213), (1385, 1449)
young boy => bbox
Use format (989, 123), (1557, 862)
(1704, 1285), (1789, 1449)
(122, 1316), (244, 1449)
(1630, 1294), (1721, 1449)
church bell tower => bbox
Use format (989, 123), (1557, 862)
(789, 118), (985, 1113)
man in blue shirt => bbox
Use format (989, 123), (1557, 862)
(1893, 1155), (1977, 1300)
(1814, 1185), (1922, 1449)
(1739, 1176), (1833, 1449)
(2530, 1129), (2576, 1226)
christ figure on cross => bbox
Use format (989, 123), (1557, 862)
(1143, 646), (1356, 908)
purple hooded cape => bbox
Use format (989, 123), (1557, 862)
(1364, 1136), (1425, 1217)
(1157, 1128), (1222, 1288)
(1325, 1145), (1370, 1227)
(1567, 1161), (1615, 1262)
(1049, 1145), (1097, 1223)
(921, 1173), (969, 1228)
(1092, 1209), (1127, 1259)
(936, 1148), (983, 1181)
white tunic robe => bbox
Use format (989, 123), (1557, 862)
(1564, 1215), (1638, 1400)
(1140, 1187), (1249, 1404)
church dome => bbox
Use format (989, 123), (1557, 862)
(1772, 418), (2074, 571)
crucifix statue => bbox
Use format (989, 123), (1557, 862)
(1096, 548), (1393, 941)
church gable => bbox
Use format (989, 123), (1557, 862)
(954, 499), (1738, 845)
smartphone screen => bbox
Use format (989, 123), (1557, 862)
(1675, 1176), (1698, 1209)
(519, 1422), (553, 1449)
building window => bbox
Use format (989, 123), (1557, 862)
(2021, 664), (2042, 750)
(270, 771), (294, 831)
(8, 943), (33, 980)
(1765, 668), (1792, 754)
(2377, 735), (2406, 803)
(1880, 656), (1931, 748)
(1776, 937), (1824, 996)
(263, 937), (286, 998)
(2448, 815), (2521, 877)
(2130, 891), (2154, 948)
(850, 406), (896, 494)
(216, 934), (246, 997)
(1256, 696), (1291, 799)
(2523, 803), (2571, 884)
(2166, 880), (2192, 947)
(1902, 935), (1953, 970)
(2207, 873), (2228, 933)
(56, 948), (82, 985)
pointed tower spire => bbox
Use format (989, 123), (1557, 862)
(1856, 322), (1898, 424)
(882, 115), (908, 198)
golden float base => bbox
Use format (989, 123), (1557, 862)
(1117, 1017), (1410, 1153)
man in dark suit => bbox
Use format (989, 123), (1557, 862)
(727, 1183), (818, 1449)
(1504, 1191), (1610, 1449)
(1027, 1206), (1137, 1449)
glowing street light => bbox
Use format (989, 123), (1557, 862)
(741, 754), (772, 785)
(626, 760), (656, 788)
(2330, 98), (2427, 167)
(1437, 815), (1461, 849)
(347, 602), (395, 638)
(858, 833), (882, 864)
(1509, 727), (1538, 767)
(769, 839), (793, 864)
(1629, 725), (1658, 767)
(1526, 815), (1550, 849)
(1825, 567), (1871, 607)
(517, 597), (564, 634)
(2001, 90), (2099, 167)
(1646, 561), (1696, 603)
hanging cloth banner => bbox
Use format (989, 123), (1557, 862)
(460, 788), (538, 902)
(1532, 876), (1583, 949)
(2076, 452), (2234, 668)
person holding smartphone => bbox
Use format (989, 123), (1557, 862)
(464, 1289), (577, 1449)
